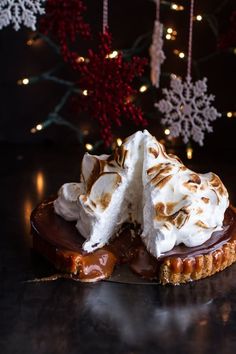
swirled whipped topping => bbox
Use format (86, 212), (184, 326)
(54, 130), (229, 257)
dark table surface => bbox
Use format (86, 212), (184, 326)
(1, 144), (236, 354)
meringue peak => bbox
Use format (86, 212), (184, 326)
(54, 130), (229, 258)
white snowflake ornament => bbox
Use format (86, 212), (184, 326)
(155, 76), (221, 146)
(0, 0), (45, 31)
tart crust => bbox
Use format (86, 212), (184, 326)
(160, 239), (236, 285)
(159, 206), (236, 285)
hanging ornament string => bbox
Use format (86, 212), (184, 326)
(187, 0), (194, 80)
(156, 0), (221, 146)
(155, 0), (160, 21)
(103, 0), (108, 33)
(150, 0), (165, 88)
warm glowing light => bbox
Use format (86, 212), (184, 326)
(126, 95), (134, 103)
(116, 138), (122, 146)
(27, 39), (34, 46)
(186, 147), (193, 160)
(82, 89), (88, 96)
(106, 50), (119, 59)
(166, 28), (177, 41)
(36, 171), (44, 198)
(171, 73), (182, 80)
(22, 78), (29, 85)
(227, 111), (233, 118)
(85, 143), (93, 151)
(83, 129), (89, 136)
(31, 124), (44, 133)
(174, 49), (185, 58)
(196, 15), (202, 21)
(139, 85), (148, 93)
(23, 198), (33, 239)
(76, 56), (85, 63)
(171, 3), (184, 11)
(18, 78), (30, 85)
(36, 124), (43, 131)
(164, 128), (170, 136)
(233, 48), (236, 55)
(110, 50), (118, 58)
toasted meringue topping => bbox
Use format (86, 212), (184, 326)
(54, 131), (144, 252)
(54, 183), (84, 221)
(142, 131), (229, 257)
(54, 130), (229, 258)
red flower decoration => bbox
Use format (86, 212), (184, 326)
(75, 31), (148, 146)
(40, 0), (90, 62)
(218, 11), (236, 50)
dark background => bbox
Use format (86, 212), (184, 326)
(0, 0), (235, 150)
(1, 2), (236, 353)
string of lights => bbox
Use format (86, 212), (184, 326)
(14, 1), (236, 156)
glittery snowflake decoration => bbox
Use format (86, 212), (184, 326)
(155, 76), (221, 146)
(0, 0), (45, 31)
(75, 30), (147, 146)
(150, 20), (165, 88)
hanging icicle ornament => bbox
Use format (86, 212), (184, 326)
(150, 0), (165, 88)
(155, 0), (221, 146)
(74, 0), (147, 146)
(0, 0), (45, 31)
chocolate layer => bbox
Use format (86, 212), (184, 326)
(31, 199), (236, 282)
